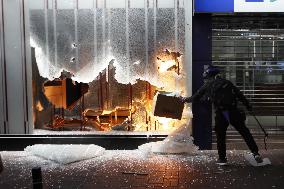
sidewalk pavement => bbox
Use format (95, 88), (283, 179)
(0, 149), (283, 189)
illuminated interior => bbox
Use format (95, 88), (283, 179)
(29, 0), (190, 133)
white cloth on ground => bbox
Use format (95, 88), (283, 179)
(25, 144), (105, 164)
(138, 124), (198, 154)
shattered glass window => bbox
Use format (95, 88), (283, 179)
(29, 0), (188, 132)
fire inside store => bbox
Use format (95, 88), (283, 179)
(30, 1), (190, 134)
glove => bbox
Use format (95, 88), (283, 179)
(179, 96), (192, 103)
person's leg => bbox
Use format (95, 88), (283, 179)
(229, 109), (259, 155)
(215, 111), (229, 161)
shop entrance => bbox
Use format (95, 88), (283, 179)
(212, 15), (284, 147)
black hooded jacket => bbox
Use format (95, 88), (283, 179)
(186, 76), (251, 111)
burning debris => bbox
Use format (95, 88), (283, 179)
(157, 49), (183, 75)
(29, 5), (188, 132)
(83, 108), (135, 131)
(42, 72), (89, 129)
(31, 44), (188, 132)
(32, 40), (188, 132)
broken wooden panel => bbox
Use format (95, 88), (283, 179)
(43, 78), (89, 110)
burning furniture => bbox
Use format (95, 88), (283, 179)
(83, 107), (134, 131)
(44, 78), (89, 129)
(31, 48), (187, 132)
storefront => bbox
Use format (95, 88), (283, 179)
(0, 0), (194, 149)
(0, 0), (283, 150)
(193, 0), (284, 149)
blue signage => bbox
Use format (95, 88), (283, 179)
(245, 0), (264, 2)
(194, 0), (234, 13)
(245, 0), (277, 2)
(194, 0), (283, 13)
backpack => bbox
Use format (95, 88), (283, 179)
(212, 78), (238, 110)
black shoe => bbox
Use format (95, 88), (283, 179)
(216, 158), (228, 166)
(253, 153), (263, 164)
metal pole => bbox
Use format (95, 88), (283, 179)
(74, 0), (79, 70)
(99, 72), (103, 110)
(32, 167), (43, 189)
(53, 0), (57, 67)
(251, 112), (268, 150)
(0, 154), (3, 173)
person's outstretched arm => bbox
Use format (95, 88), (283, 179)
(182, 81), (210, 103)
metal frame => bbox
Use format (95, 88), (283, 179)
(22, 0), (33, 134)
(184, 0), (193, 97)
(0, 0), (8, 134)
(22, 0), (193, 134)
(0, 0), (32, 134)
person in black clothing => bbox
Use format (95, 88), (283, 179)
(181, 65), (263, 165)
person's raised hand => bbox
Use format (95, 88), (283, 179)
(179, 96), (191, 103)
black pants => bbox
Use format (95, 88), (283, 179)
(214, 108), (259, 160)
